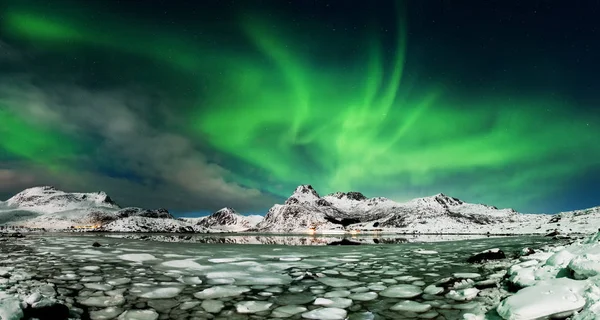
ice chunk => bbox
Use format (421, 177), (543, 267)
(390, 300), (432, 313)
(314, 297), (352, 308)
(446, 288), (479, 301)
(177, 276), (202, 285)
(0, 295), (23, 320)
(194, 285), (250, 299)
(414, 249), (438, 255)
(201, 300), (224, 313)
(545, 250), (576, 268)
(160, 259), (210, 270)
(348, 292), (378, 301)
(453, 273), (481, 279)
(90, 307), (123, 320)
(302, 307), (347, 320)
(81, 266), (101, 271)
(568, 253), (600, 279)
(497, 278), (586, 320)
(179, 301), (200, 310)
(118, 253), (157, 262)
(117, 309), (159, 320)
(78, 295), (126, 307)
(271, 305), (307, 318)
(424, 285), (444, 295)
(107, 278), (131, 286)
(324, 290), (351, 298)
(379, 284), (423, 298)
(280, 257), (302, 261)
(236, 301), (273, 313)
(84, 283), (113, 291)
(132, 286), (183, 299)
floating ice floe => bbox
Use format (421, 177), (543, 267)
(117, 309), (159, 320)
(89, 307), (123, 320)
(235, 300), (273, 313)
(379, 284), (423, 298)
(78, 295), (126, 307)
(314, 297), (352, 308)
(445, 288), (479, 301)
(0, 294), (23, 320)
(497, 278), (587, 320)
(317, 277), (362, 288)
(193, 285), (251, 299)
(390, 300), (432, 313)
(201, 299), (224, 313)
(348, 291), (378, 301)
(117, 253), (157, 262)
(131, 286), (183, 299)
(160, 259), (209, 270)
(302, 307), (347, 320)
(414, 249), (439, 254)
(271, 305), (308, 318)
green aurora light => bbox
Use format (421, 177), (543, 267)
(1, 1), (599, 212)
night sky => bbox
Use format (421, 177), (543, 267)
(1, 0), (599, 216)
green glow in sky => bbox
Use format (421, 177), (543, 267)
(1, 2), (599, 212)
(0, 108), (78, 170)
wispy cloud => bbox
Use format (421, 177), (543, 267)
(0, 79), (280, 212)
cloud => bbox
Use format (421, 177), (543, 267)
(0, 169), (35, 192)
(0, 79), (281, 213)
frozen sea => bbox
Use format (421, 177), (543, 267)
(0, 234), (555, 320)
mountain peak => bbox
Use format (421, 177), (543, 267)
(285, 185), (321, 205)
(328, 191), (367, 201)
(214, 207), (238, 216)
(413, 193), (463, 208)
(293, 185), (320, 196)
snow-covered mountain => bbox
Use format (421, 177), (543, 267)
(186, 207), (263, 232)
(255, 185), (600, 234)
(0, 186), (180, 230)
(4, 186), (118, 213)
(2, 185), (599, 235)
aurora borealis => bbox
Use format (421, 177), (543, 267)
(1, 1), (599, 215)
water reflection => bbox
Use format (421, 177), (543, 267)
(63, 232), (502, 245)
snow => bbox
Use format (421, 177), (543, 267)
(186, 207), (263, 232)
(494, 231), (600, 320)
(4, 184), (600, 235)
(497, 278), (587, 320)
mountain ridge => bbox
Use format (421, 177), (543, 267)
(2, 185), (599, 235)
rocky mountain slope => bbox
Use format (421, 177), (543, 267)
(2, 185), (599, 234)
(0, 186), (183, 231)
(255, 185), (600, 234)
(185, 207), (262, 232)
